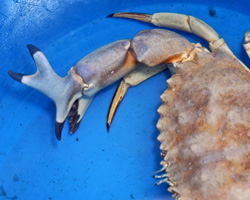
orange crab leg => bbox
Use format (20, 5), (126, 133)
(107, 64), (167, 130)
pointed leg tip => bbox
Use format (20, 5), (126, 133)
(106, 123), (110, 132)
(8, 70), (24, 83)
(106, 12), (152, 22)
(55, 121), (65, 141)
(106, 13), (115, 18)
(26, 44), (41, 56)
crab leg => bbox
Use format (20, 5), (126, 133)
(109, 12), (233, 54)
(243, 30), (250, 58)
(107, 64), (167, 130)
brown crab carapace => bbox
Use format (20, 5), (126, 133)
(107, 12), (250, 200)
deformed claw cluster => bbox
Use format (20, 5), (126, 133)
(68, 99), (80, 134)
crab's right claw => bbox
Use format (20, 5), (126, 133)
(8, 45), (85, 141)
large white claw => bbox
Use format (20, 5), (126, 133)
(8, 45), (85, 140)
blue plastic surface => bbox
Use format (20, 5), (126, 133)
(0, 0), (250, 199)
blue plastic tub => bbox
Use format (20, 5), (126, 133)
(0, 1), (249, 199)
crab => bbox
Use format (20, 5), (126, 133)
(8, 12), (250, 199)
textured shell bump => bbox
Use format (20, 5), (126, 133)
(157, 48), (250, 200)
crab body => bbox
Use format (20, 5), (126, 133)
(157, 48), (250, 199)
(8, 12), (250, 199)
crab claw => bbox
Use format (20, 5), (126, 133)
(8, 44), (85, 140)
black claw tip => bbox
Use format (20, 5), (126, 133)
(55, 121), (65, 141)
(106, 123), (110, 133)
(8, 70), (24, 83)
(106, 13), (115, 18)
(26, 44), (41, 57)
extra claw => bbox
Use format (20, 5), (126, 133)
(10, 37), (144, 140)
(8, 44), (85, 141)
(68, 100), (79, 121)
(68, 100), (81, 134)
(70, 121), (80, 134)
(68, 96), (94, 134)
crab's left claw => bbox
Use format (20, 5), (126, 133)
(8, 45), (85, 140)
(9, 39), (140, 140)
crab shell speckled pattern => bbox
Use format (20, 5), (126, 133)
(157, 47), (250, 200)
